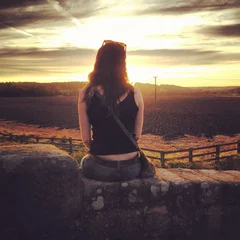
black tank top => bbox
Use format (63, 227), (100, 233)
(87, 90), (139, 155)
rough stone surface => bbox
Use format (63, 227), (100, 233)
(80, 168), (240, 240)
(0, 144), (83, 240)
(1, 145), (240, 240)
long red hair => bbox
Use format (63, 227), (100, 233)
(84, 42), (133, 109)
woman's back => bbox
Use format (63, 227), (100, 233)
(87, 88), (139, 155)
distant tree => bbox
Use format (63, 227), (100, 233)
(0, 81), (86, 97)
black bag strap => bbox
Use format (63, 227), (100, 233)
(95, 92), (140, 151)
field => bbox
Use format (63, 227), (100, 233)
(1, 95), (240, 137)
(1, 94), (240, 169)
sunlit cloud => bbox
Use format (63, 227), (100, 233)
(0, 21), (46, 43)
(0, 0), (239, 86)
(47, 0), (82, 28)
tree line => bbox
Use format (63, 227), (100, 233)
(0, 82), (168, 97)
(0, 82), (239, 97)
(0, 82), (87, 97)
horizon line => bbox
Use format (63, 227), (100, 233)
(0, 81), (239, 88)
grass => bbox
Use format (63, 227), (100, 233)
(1, 136), (239, 170)
(1, 119), (240, 170)
(160, 155), (240, 170)
(214, 155), (240, 170)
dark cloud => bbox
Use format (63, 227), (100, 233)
(0, 47), (214, 60)
(1, 47), (240, 67)
(0, 46), (97, 77)
(198, 24), (240, 37)
(0, 0), (108, 30)
(0, 4), (63, 30)
(0, 47), (96, 59)
(0, 0), (44, 9)
(0, 0), (94, 10)
(128, 48), (240, 65)
(139, 0), (240, 15)
(129, 48), (217, 57)
(0, 46), (240, 79)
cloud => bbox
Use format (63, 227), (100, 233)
(138, 0), (240, 15)
(0, 46), (97, 77)
(0, 0), (44, 9)
(0, 4), (63, 30)
(128, 48), (240, 65)
(0, 46), (240, 82)
(47, 0), (82, 29)
(0, 0), (100, 11)
(129, 48), (217, 57)
(0, 22), (47, 43)
(198, 23), (240, 37)
(0, 0), (108, 30)
(1, 46), (240, 70)
(0, 47), (96, 59)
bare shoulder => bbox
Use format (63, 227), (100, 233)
(133, 86), (143, 106)
(133, 86), (140, 93)
(133, 86), (143, 98)
(80, 86), (88, 94)
(79, 86), (88, 100)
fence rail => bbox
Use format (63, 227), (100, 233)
(0, 132), (239, 167)
(0, 132), (88, 154)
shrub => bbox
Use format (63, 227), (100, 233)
(167, 161), (188, 168)
(214, 154), (240, 170)
(167, 161), (202, 169)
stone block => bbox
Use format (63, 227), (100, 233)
(0, 144), (83, 239)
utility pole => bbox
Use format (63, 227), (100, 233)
(153, 76), (158, 130)
(153, 76), (158, 110)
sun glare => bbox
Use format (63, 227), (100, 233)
(57, 13), (205, 51)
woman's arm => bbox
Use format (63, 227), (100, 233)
(78, 88), (91, 149)
(134, 87), (144, 142)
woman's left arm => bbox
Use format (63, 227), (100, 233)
(78, 88), (91, 149)
(134, 87), (144, 142)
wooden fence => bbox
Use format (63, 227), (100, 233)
(142, 141), (240, 167)
(0, 132), (88, 154)
(0, 132), (239, 167)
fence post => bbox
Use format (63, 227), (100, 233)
(9, 133), (13, 142)
(237, 140), (240, 154)
(69, 138), (72, 154)
(20, 135), (24, 143)
(36, 136), (39, 143)
(189, 148), (193, 162)
(216, 145), (220, 161)
(161, 151), (165, 168)
(50, 137), (54, 144)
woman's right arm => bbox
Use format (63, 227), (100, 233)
(134, 87), (144, 142)
(78, 88), (91, 149)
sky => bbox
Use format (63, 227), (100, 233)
(0, 0), (240, 87)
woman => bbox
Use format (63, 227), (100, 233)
(78, 40), (144, 181)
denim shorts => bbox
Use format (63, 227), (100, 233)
(80, 154), (141, 182)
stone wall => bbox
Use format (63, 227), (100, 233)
(0, 144), (82, 240)
(0, 144), (239, 240)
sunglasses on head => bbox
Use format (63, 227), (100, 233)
(102, 40), (127, 51)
